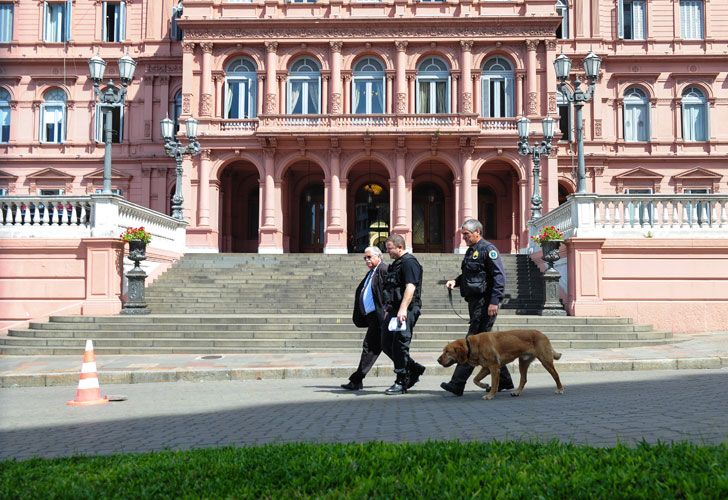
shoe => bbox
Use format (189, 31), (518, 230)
(440, 381), (464, 397)
(406, 364), (426, 389)
(341, 380), (363, 391)
(385, 382), (406, 395)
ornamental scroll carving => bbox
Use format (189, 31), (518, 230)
(185, 26), (556, 40)
(594, 119), (602, 139)
(183, 93), (192, 115)
(525, 39), (539, 51)
(200, 42), (213, 54)
(331, 93), (342, 114)
(396, 93), (407, 114)
(265, 42), (278, 53)
(264, 93), (277, 114)
(548, 92), (557, 114)
(460, 40), (473, 52)
(330, 41), (343, 53)
(182, 42), (195, 54)
(462, 92), (473, 113)
(528, 92), (537, 115)
(201, 93), (212, 116)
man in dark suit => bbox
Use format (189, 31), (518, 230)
(342, 246), (389, 390)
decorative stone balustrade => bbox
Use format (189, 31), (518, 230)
(0, 195), (187, 253)
(529, 193), (728, 252)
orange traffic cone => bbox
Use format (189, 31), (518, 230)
(67, 339), (109, 406)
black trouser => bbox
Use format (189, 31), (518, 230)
(382, 305), (421, 376)
(449, 296), (514, 389)
(349, 312), (386, 383)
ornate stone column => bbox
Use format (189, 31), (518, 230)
(257, 74), (265, 116)
(395, 41), (408, 114)
(330, 41), (343, 114)
(278, 75), (286, 114)
(265, 42), (278, 114)
(386, 74), (394, 114)
(200, 42), (213, 116)
(343, 74), (351, 114)
(198, 149), (211, 226)
(181, 42), (195, 118)
(451, 74), (459, 114)
(259, 146), (283, 253)
(321, 75), (329, 114)
(142, 74), (154, 140)
(393, 137), (409, 238)
(516, 73), (524, 116)
(324, 138), (346, 253)
(526, 39), (539, 117)
(460, 40), (473, 113)
(407, 74), (416, 114)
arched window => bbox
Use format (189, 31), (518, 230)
(557, 90), (572, 142)
(40, 88), (66, 144)
(623, 87), (649, 142)
(352, 57), (385, 114)
(556, 0), (569, 39)
(225, 57), (257, 119)
(416, 57), (450, 114)
(482, 57), (514, 118)
(0, 88), (10, 143)
(681, 86), (707, 142)
(288, 57), (321, 115)
(171, 89), (182, 135)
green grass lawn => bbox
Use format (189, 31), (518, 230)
(1, 441), (726, 499)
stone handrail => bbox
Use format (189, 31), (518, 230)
(529, 193), (728, 252)
(0, 195), (187, 253)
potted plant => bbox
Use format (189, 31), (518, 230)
(120, 226), (152, 265)
(531, 226), (564, 270)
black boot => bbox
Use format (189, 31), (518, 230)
(407, 363), (426, 389)
(385, 373), (408, 395)
(440, 381), (464, 396)
(341, 373), (363, 390)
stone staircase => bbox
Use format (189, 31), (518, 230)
(0, 253), (673, 355)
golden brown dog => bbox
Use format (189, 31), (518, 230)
(437, 329), (564, 400)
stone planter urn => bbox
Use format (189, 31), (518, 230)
(540, 240), (563, 271)
(121, 239), (149, 315)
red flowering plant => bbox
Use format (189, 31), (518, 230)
(120, 226), (152, 244)
(530, 225), (564, 244)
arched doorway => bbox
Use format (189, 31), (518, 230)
(478, 186), (497, 240)
(558, 182), (572, 205)
(412, 182), (445, 253)
(219, 162), (260, 252)
(300, 183), (325, 253)
(353, 182), (390, 253)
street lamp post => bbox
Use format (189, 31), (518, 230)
(517, 116), (555, 220)
(88, 54), (136, 194)
(160, 116), (201, 220)
(553, 50), (602, 193)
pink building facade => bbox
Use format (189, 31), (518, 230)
(1, 1), (726, 255)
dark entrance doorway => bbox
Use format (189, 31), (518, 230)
(412, 182), (445, 253)
(299, 183), (325, 253)
(353, 182), (389, 253)
(477, 186), (497, 240)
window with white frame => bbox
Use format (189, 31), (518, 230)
(623, 87), (649, 142)
(352, 57), (385, 114)
(39, 189), (65, 196)
(557, 91), (572, 142)
(0, 2), (13, 43)
(95, 188), (123, 195)
(416, 57), (450, 114)
(287, 57), (321, 115)
(618, 0), (646, 40)
(288, 0), (316, 3)
(95, 100), (124, 143)
(171, 90), (182, 135)
(0, 88), (10, 143)
(556, 0), (569, 39)
(40, 88), (66, 144)
(681, 86), (708, 142)
(103, 1), (126, 42)
(0, 188), (7, 196)
(680, 0), (704, 40)
(482, 57), (514, 118)
(170, 1), (183, 42)
(625, 188), (654, 225)
(225, 58), (257, 119)
(44, 1), (72, 43)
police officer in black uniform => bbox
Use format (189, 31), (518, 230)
(381, 233), (426, 395)
(440, 219), (514, 396)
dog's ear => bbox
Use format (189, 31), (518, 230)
(453, 339), (468, 363)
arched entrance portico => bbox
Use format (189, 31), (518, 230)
(476, 160), (521, 253)
(347, 160), (390, 253)
(412, 160), (454, 253)
(282, 160), (326, 253)
(218, 161), (261, 253)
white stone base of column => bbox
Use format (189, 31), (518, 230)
(324, 246), (348, 254)
(258, 246), (284, 254)
(453, 246), (467, 254)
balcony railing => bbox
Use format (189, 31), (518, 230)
(0, 195), (187, 253)
(529, 193), (728, 252)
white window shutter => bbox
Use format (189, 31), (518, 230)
(633, 1), (646, 40)
(65, 0), (72, 41)
(120, 1), (127, 42)
(617, 0), (625, 39)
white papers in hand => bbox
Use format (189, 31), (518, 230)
(388, 316), (407, 332)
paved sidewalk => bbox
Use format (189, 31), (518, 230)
(1, 331), (727, 387)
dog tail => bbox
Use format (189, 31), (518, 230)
(553, 350), (562, 360)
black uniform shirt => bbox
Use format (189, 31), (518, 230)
(455, 239), (506, 305)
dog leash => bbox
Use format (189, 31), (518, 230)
(437, 280), (469, 322)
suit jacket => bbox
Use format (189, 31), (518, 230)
(352, 262), (389, 328)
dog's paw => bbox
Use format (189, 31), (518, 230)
(510, 391), (521, 397)
(555, 388), (565, 395)
(482, 393), (495, 400)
